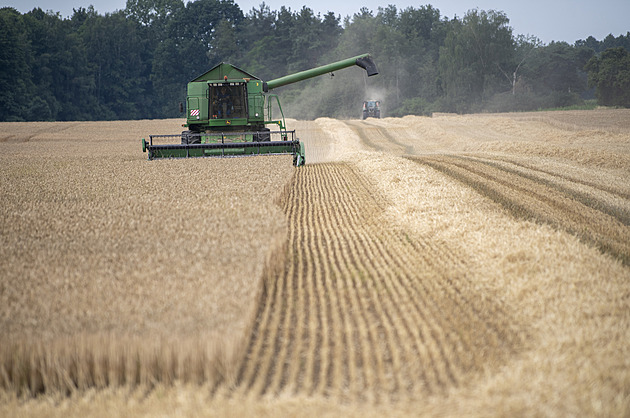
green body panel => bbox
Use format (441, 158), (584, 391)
(248, 80), (265, 122)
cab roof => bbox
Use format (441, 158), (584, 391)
(191, 63), (259, 82)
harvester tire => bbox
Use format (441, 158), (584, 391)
(255, 128), (271, 142)
(181, 130), (200, 144)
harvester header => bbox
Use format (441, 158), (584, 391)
(142, 53), (378, 166)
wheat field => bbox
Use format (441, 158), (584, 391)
(1, 110), (629, 416)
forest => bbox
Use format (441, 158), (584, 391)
(1, 0), (629, 122)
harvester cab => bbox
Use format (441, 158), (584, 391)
(142, 54), (378, 166)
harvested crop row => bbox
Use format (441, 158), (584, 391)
(225, 162), (525, 404)
(348, 111), (630, 172)
(344, 120), (413, 154)
(473, 155), (630, 203)
(506, 109), (630, 133)
(412, 155), (630, 265)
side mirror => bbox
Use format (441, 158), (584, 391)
(179, 102), (184, 113)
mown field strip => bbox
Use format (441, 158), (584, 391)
(462, 155), (630, 224)
(345, 120), (414, 155)
(228, 162), (524, 403)
(412, 156), (630, 265)
(477, 155), (630, 202)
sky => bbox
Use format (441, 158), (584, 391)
(3, 0), (629, 44)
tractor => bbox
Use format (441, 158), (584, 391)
(362, 100), (381, 119)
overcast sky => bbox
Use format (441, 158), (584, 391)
(3, 0), (629, 44)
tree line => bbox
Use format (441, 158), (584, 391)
(1, 0), (629, 122)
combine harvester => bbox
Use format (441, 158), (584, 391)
(142, 54), (378, 166)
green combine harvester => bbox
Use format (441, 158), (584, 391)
(142, 54), (378, 166)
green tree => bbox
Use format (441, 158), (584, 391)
(23, 8), (97, 120)
(4, 2), (623, 122)
(392, 5), (444, 112)
(438, 9), (514, 112)
(80, 10), (148, 119)
(526, 42), (592, 94)
(288, 7), (341, 72)
(183, 0), (243, 65)
(0, 8), (33, 121)
(601, 33), (630, 52)
(498, 34), (542, 95)
(586, 47), (630, 107)
(576, 33), (630, 53)
(212, 18), (239, 64)
(148, 0), (243, 116)
(125, 0), (184, 117)
(238, 4), (286, 80)
(125, 0), (183, 28)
